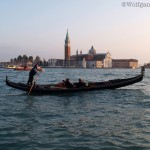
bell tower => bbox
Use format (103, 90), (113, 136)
(64, 29), (70, 66)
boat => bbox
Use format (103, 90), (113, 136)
(14, 66), (43, 71)
(6, 67), (145, 95)
(4, 65), (17, 69)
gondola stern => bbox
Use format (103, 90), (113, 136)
(6, 75), (11, 86)
(141, 66), (145, 76)
(6, 75), (8, 85)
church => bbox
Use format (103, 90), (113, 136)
(65, 30), (112, 68)
(48, 30), (138, 68)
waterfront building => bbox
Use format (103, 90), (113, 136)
(112, 59), (138, 68)
(46, 30), (138, 69)
(71, 46), (112, 68)
(48, 58), (57, 67)
(144, 63), (150, 68)
(82, 58), (86, 68)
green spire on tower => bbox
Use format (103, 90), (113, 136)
(66, 29), (69, 40)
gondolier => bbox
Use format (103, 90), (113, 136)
(27, 64), (39, 85)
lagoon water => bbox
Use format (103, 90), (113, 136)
(0, 68), (150, 150)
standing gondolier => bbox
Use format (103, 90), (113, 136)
(27, 64), (39, 85)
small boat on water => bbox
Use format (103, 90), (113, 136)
(14, 66), (43, 71)
(6, 67), (145, 95)
(4, 65), (17, 69)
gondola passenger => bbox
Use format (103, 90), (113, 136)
(65, 78), (75, 88)
(78, 78), (86, 87)
(55, 80), (66, 87)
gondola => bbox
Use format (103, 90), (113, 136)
(6, 67), (145, 95)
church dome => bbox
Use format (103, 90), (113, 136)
(89, 46), (96, 54)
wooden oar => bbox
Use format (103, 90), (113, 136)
(28, 77), (38, 95)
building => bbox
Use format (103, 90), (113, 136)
(48, 58), (75, 68)
(47, 30), (138, 69)
(71, 46), (112, 68)
(112, 59), (138, 68)
(144, 63), (150, 68)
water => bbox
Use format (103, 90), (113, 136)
(0, 68), (150, 150)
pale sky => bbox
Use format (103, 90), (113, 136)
(0, 0), (150, 65)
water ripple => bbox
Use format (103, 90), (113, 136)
(0, 68), (150, 149)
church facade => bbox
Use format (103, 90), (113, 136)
(71, 46), (112, 68)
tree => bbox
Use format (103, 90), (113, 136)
(43, 58), (48, 66)
(17, 55), (23, 64)
(14, 58), (17, 64)
(22, 55), (28, 64)
(34, 56), (41, 65)
(28, 56), (33, 63)
(10, 58), (14, 64)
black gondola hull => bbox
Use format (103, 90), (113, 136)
(6, 67), (144, 95)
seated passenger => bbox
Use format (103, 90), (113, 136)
(55, 80), (66, 87)
(65, 78), (75, 88)
(62, 80), (66, 87)
(78, 78), (86, 87)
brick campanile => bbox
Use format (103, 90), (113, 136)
(64, 29), (70, 66)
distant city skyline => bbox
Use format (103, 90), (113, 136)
(0, 0), (150, 65)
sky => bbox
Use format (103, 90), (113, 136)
(0, 0), (150, 65)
